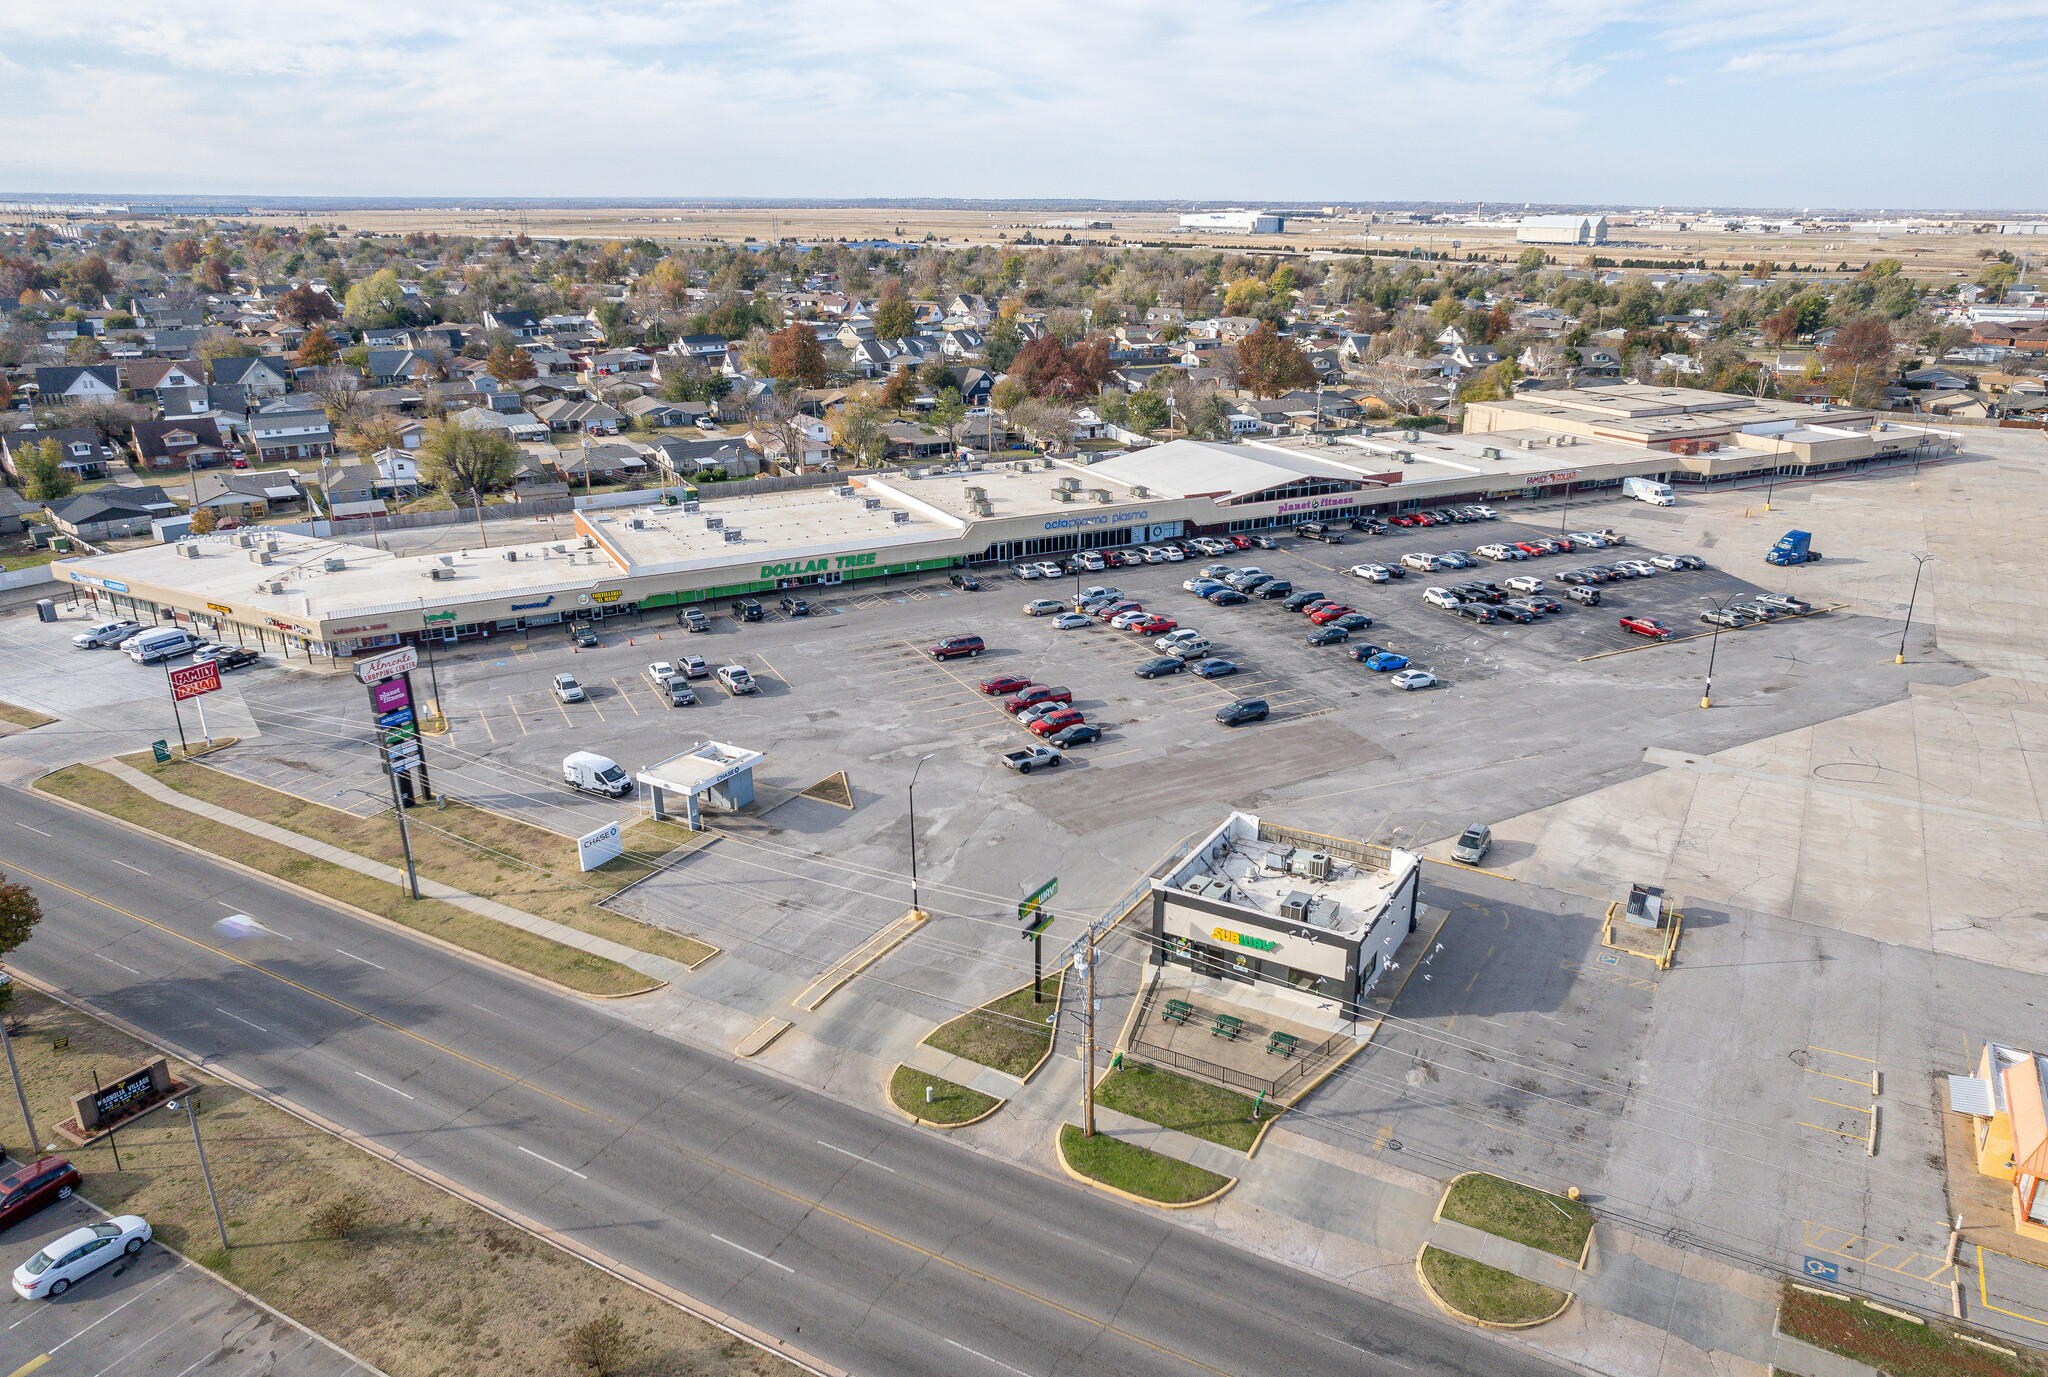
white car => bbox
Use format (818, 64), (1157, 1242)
(1033, 562), (1063, 578)
(1079, 553), (1106, 571)
(1159, 546), (1185, 561)
(1138, 546), (1167, 563)
(1110, 610), (1151, 629)
(1389, 669), (1437, 691)
(1569, 532), (1609, 548)
(1156, 629), (1202, 652)
(646, 661), (677, 681)
(1053, 613), (1093, 630)
(1013, 564), (1041, 580)
(1349, 564), (1387, 581)
(1618, 560), (1658, 577)
(551, 673), (585, 702)
(716, 665), (756, 694)
(1470, 506), (1498, 519)
(1081, 585), (1116, 601)
(1423, 587), (1463, 609)
(71, 620), (141, 649)
(13, 1217), (152, 1299)
(1400, 553), (1441, 571)
(1504, 576), (1545, 593)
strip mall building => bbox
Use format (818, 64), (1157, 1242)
(53, 388), (1955, 667)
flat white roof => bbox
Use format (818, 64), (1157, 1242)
(1082, 439), (1374, 500)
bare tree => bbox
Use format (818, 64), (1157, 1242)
(316, 372), (368, 434)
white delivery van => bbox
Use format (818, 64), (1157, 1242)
(125, 628), (202, 663)
(562, 752), (633, 797)
(1623, 477), (1674, 506)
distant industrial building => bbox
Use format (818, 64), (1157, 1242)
(1041, 219), (1111, 230)
(1515, 214), (1608, 245)
(1179, 210), (1285, 234)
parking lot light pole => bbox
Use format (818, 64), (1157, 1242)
(1898, 552), (1937, 665)
(1700, 595), (1736, 708)
(168, 1095), (229, 1252)
(908, 753), (935, 919)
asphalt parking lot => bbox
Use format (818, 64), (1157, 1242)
(0, 1193), (376, 1377)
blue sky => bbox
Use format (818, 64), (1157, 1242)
(0, 1), (2042, 208)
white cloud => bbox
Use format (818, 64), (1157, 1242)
(0, 0), (2040, 204)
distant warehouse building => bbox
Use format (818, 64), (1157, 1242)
(1180, 210), (1286, 234)
(1516, 214), (1608, 245)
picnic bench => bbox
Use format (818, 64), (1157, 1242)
(1162, 999), (1194, 1025)
(1265, 1031), (1302, 1058)
(1211, 1013), (1246, 1041)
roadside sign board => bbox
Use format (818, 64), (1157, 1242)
(385, 746), (421, 772)
(1019, 877), (1058, 923)
(169, 661), (222, 701)
(151, 740), (171, 764)
(370, 678), (412, 714)
(354, 646), (419, 685)
(1021, 911), (1054, 939)
(377, 707), (415, 730)
(576, 821), (623, 871)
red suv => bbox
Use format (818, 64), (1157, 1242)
(1004, 685), (1073, 713)
(1030, 707), (1085, 737)
(927, 635), (985, 661)
(1620, 616), (1673, 639)
(1309, 604), (1356, 624)
(979, 673), (1031, 695)
(0, 1157), (79, 1231)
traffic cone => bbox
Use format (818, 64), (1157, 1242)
(628, 637), (634, 646)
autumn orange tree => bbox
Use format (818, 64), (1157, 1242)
(767, 323), (826, 388)
(1235, 321), (1316, 398)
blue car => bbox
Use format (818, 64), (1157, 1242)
(1186, 579), (1228, 597)
(1364, 651), (1409, 672)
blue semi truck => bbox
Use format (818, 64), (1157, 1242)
(1766, 530), (1821, 566)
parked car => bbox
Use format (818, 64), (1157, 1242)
(1389, 669), (1437, 690)
(1494, 604), (1536, 624)
(1017, 700), (1068, 727)
(1029, 707), (1085, 737)
(1620, 616), (1673, 639)
(1024, 599), (1064, 616)
(949, 572), (981, 590)
(1004, 685), (1071, 713)
(1109, 609), (1150, 629)
(1281, 590), (1328, 611)
(71, 620), (140, 649)
(1330, 613), (1374, 631)
(13, 1216), (152, 1300)
(1053, 612), (1093, 630)
(1049, 722), (1103, 747)
(1249, 535), (1276, 549)
(551, 673), (586, 703)
(1454, 602), (1498, 623)
(1095, 600), (1143, 622)
(1700, 608), (1745, 628)
(1566, 586), (1602, 606)
(728, 599), (763, 622)
(928, 635), (985, 660)
(1134, 656), (1187, 679)
(1400, 553), (1441, 572)
(1526, 595), (1564, 615)
(196, 645), (260, 670)
(1308, 604), (1356, 625)
(1423, 587), (1463, 610)
(1730, 601), (1777, 622)
(0, 1158), (79, 1234)
(1206, 589), (1249, 606)
(1254, 581), (1293, 599)
(1755, 592), (1811, 614)
(678, 655), (709, 678)
(680, 607), (710, 632)
(1191, 658), (1238, 678)
(1351, 563), (1393, 582)
(716, 664), (757, 693)
(1437, 552), (1474, 569)
(1306, 625), (1350, 646)
(1504, 575), (1545, 593)
(1013, 564), (1042, 580)
(980, 673), (1032, 696)
(1215, 699), (1269, 726)
(1451, 824), (1492, 864)
(1363, 650), (1409, 671)
(1132, 616), (1178, 635)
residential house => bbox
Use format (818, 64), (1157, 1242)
(580, 349), (652, 381)
(533, 398), (623, 435)
(1576, 346), (1624, 379)
(1921, 390), (1991, 419)
(371, 449), (422, 498)
(158, 383), (252, 423)
(45, 485), (179, 541)
(510, 378), (575, 407)
(1445, 341), (1502, 372)
(882, 422), (954, 461)
(452, 406), (548, 442)
(945, 367), (994, 405)
(317, 464), (388, 514)
(483, 310), (542, 339)
(1902, 367), (1974, 392)
(0, 426), (118, 482)
(210, 355), (293, 399)
(835, 321), (879, 350)
(747, 415), (832, 471)
(523, 345), (580, 377)
(34, 365), (121, 405)
(551, 442), (648, 484)
(0, 486), (30, 537)
(363, 349), (438, 386)
(622, 396), (697, 427)
(189, 470), (305, 522)
(120, 359), (208, 399)
(1337, 334), (1375, 364)
(947, 293), (991, 322)
(249, 409), (336, 463)
(673, 334), (730, 360)
(131, 417), (234, 473)
(1657, 353), (1706, 376)
(140, 328), (205, 357)
(641, 436), (759, 480)
(940, 329), (984, 359)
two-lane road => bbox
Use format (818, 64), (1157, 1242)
(0, 785), (1574, 1377)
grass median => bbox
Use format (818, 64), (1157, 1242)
(37, 763), (656, 997)
(0, 988), (798, 1377)
(889, 1067), (1001, 1125)
(1778, 1283), (2041, 1377)
(1058, 1125), (1231, 1205)
(1419, 1246), (1569, 1326)
(114, 753), (716, 969)
(923, 974), (1062, 1077)
(1440, 1171), (1594, 1262)
(0, 700), (56, 729)
(1094, 1061), (1269, 1152)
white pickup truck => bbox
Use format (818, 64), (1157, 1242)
(1000, 745), (1062, 774)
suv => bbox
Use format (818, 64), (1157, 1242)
(1281, 590), (1327, 611)
(552, 673), (586, 702)
(1216, 699), (1269, 726)
(1451, 824), (1492, 865)
(729, 599), (764, 622)
(571, 622), (600, 647)
(0, 1157), (79, 1232)
(778, 594), (810, 617)
(1255, 580), (1293, 599)
(948, 572), (981, 590)
(927, 634), (986, 661)
(1565, 585), (1602, 606)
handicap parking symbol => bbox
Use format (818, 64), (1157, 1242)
(1598, 951), (1620, 967)
(1802, 1256), (1839, 1282)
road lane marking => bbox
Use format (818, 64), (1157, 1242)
(353, 1071), (414, 1100)
(709, 1233), (795, 1273)
(2, 857), (1241, 1377)
(1313, 1331), (1414, 1369)
(817, 1140), (896, 1172)
(516, 1144), (589, 1179)
(108, 860), (149, 875)
(213, 1006), (267, 1032)
(93, 953), (141, 975)
(468, 1003), (504, 1018)
(334, 948), (385, 970)
(13, 823), (50, 837)
(945, 1338), (1029, 1376)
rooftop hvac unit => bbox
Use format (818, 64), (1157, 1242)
(971, 499), (993, 517)
(323, 557), (346, 572)
(1280, 890), (1312, 923)
(1057, 476), (1081, 491)
(964, 485), (987, 501)
(1052, 489), (1074, 502)
(723, 528), (743, 543)
(248, 549), (273, 565)
(260, 538), (279, 554)
(863, 497), (882, 510)
(1039, 457), (1054, 470)
(1548, 435), (1565, 447)
(428, 566), (457, 580)
(704, 516), (723, 530)
(1625, 883), (1665, 929)
(580, 535), (594, 548)
(1131, 484), (1150, 498)
(629, 517), (643, 529)
(438, 554), (455, 566)
(552, 543), (568, 553)
(836, 485), (855, 498)
(504, 550), (518, 561)
(682, 501), (700, 513)
(1519, 438), (1534, 449)
(175, 542), (200, 559)
(1264, 846), (1296, 873)
(234, 533), (256, 548)
(1396, 451), (1414, 464)
(1483, 447), (1501, 459)
(259, 579), (285, 596)
(1089, 488), (1111, 503)
(1404, 429), (1419, 441)
(891, 510), (910, 523)
(1291, 851), (1332, 880)
(1180, 875), (1228, 900)
(1307, 899), (1342, 929)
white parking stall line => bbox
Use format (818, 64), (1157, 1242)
(44, 1260), (187, 1356)
(85, 1313), (184, 1377)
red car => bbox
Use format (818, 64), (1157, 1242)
(1300, 599), (1339, 616)
(1389, 514), (1421, 527)
(1513, 542), (1545, 556)
(979, 673), (1032, 696)
(1132, 615), (1178, 635)
(1620, 616), (1673, 639)
(1309, 604), (1356, 625)
(1030, 707), (1085, 737)
(1095, 600), (1142, 622)
(1228, 535), (1252, 550)
(1004, 684), (1073, 713)
(0, 1157), (80, 1232)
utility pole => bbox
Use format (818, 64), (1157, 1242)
(1080, 925), (1098, 1138)
(0, 1014), (41, 1160)
(470, 486), (489, 548)
(171, 1094), (229, 1251)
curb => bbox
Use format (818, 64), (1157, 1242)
(8, 972), (848, 1377)
(1052, 1124), (1237, 1211)
(921, 969), (1068, 1087)
(1414, 1245), (1573, 1331)
(27, 773), (666, 1003)
(887, 1067), (1008, 1130)
(1433, 1170), (1595, 1271)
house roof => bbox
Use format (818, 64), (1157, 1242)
(132, 416), (229, 459)
(49, 486), (177, 522)
(210, 355), (291, 385)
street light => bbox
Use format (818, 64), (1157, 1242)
(907, 753), (936, 919)
(166, 1096), (229, 1252)
(1699, 594), (1738, 708)
(1898, 552), (1937, 665)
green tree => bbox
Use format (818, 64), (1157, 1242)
(873, 283), (916, 341)
(1517, 247), (1547, 273)
(0, 870), (43, 1018)
(1127, 390), (1169, 434)
(485, 343), (536, 383)
(418, 420), (519, 496)
(19, 439), (74, 502)
(930, 389), (966, 454)
(984, 316), (1022, 371)
(830, 395), (888, 466)
(343, 268), (407, 327)
(594, 300), (628, 343)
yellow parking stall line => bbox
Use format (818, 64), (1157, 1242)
(1810, 1046), (1879, 1063)
(1371, 1125), (1394, 1152)
(584, 699), (606, 722)
(941, 709), (1003, 723)
(610, 679), (642, 716)
(1809, 1096), (1872, 1114)
(1803, 1067), (1875, 1087)
(1804, 1222), (1954, 1290)
(1089, 748), (1143, 762)
(505, 695), (529, 735)
(1796, 1120), (1867, 1142)
(551, 694), (574, 726)
(1978, 1246), (2048, 1327)
(753, 650), (785, 683)
(476, 711), (497, 743)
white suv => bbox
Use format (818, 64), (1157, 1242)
(1423, 587), (1464, 609)
(1504, 575), (1545, 593)
(1400, 553), (1441, 571)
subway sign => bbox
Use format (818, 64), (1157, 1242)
(761, 551), (878, 579)
(1213, 926), (1279, 953)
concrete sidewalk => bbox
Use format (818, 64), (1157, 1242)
(97, 757), (696, 987)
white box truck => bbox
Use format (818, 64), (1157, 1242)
(563, 752), (633, 797)
(1623, 476), (1674, 506)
